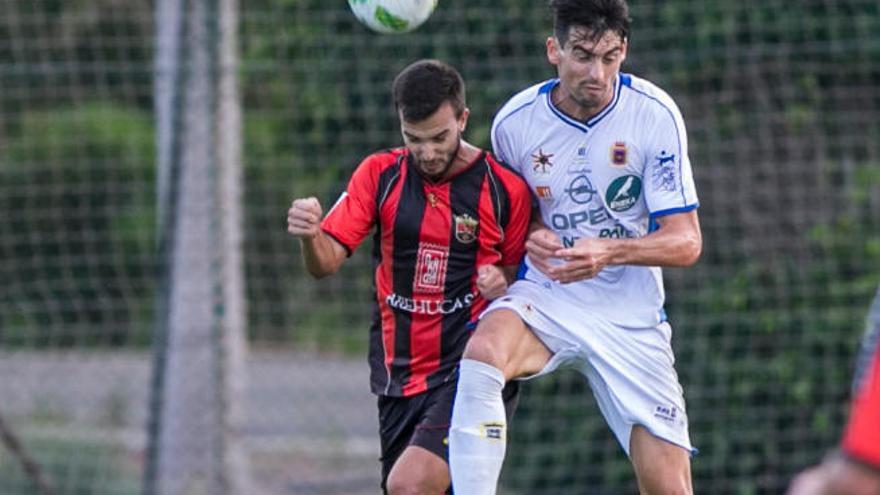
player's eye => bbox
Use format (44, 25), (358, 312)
(570, 49), (591, 61)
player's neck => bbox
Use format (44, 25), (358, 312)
(435, 141), (482, 183)
(552, 83), (614, 122)
(452, 140), (482, 171)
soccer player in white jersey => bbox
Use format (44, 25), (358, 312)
(448, 0), (702, 493)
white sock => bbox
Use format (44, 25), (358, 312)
(449, 358), (508, 495)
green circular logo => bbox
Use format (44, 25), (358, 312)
(605, 175), (642, 212)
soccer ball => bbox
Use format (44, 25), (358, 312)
(348, 0), (437, 34)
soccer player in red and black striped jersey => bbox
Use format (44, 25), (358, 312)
(287, 59), (531, 494)
(788, 286), (880, 495)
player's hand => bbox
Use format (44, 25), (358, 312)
(525, 228), (563, 278)
(548, 237), (613, 284)
(476, 265), (508, 300)
(287, 197), (323, 239)
(785, 466), (828, 495)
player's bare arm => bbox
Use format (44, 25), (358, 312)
(286, 197), (347, 278)
(527, 205), (547, 235)
(522, 205), (562, 277)
(547, 209), (701, 284)
(787, 455), (880, 495)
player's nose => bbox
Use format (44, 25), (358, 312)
(584, 59), (604, 80)
(420, 146), (441, 161)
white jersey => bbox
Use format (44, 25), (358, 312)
(492, 73), (699, 328)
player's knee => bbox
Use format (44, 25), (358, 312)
(462, 332), (502, 368)
(658, 484), (691, 495)
(462, 310), (517, 369)
(641, 475), (692, 495)
(386, 472), (445, 495)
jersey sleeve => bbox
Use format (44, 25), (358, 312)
(841, 291), (880, 468)
(320, 155), (380, 255)
(491, 114), (519, 174)
(643, 98), (699, 217)
(497, 171), (531, 266)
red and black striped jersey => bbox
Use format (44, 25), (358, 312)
(322, 147), (531, 397)
(841, 290), (880, 467)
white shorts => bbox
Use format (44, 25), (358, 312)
(485, 279), (695, 457)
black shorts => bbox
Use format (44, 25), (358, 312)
(377, 377), (520, 491)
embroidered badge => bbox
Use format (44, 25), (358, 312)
(610, 141), (628, 167)
(454, 213), (479, 244)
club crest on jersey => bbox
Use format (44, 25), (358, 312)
(605, 175), (642, 212)
(414, 243), (449, 293)
(454, 213), (479, 244)
(531, 148), (554, 174)
(610, 141), (628, 167)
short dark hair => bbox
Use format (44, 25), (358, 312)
(392, 59), (466, 123)
(549, 0), (630, 47)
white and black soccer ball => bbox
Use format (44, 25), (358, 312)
(348, 0), (437, 34)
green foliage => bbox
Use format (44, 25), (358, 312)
(0, 103), (155, 347)
(1, 0), (879, 492)
(0, 431), (140, 495)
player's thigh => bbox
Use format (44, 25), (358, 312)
(463, 308), (551, 380)
(629, 425), (693, 495)
(386, 445), (449, 495)
(378, 395), (417, 489)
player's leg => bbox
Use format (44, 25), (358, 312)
(386, 445), (449, 495)
(629, 425), (693, 495)
(385, 373), (521, 494)
(463, 308), (554, 380)
(449, 308), (551, 494)
(385, 378), (457, 494)
(378, 393), (423, 494)
(573, 317), (695, 495)
(382, 380), (454, 494)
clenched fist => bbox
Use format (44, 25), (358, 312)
(476, 264), (509, 300)
(287, 197), (323, 239)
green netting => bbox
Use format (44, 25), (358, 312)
(1, 0), (879, 493)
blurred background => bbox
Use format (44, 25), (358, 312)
(1, 0), (879, 494)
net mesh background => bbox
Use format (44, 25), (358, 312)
(0, 0), (879, 493)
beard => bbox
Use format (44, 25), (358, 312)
(410, 135), (461, 182)
(573, 82), (609, 110)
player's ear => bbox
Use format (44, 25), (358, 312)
(458, 107), (469, 133)
(546, 36), (560, 65)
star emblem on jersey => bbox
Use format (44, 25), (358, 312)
(605, 175), (642, 212)
(610, 141), (628, 167)
(454, 213), (479, 244)
(531, 148), (554, 174)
